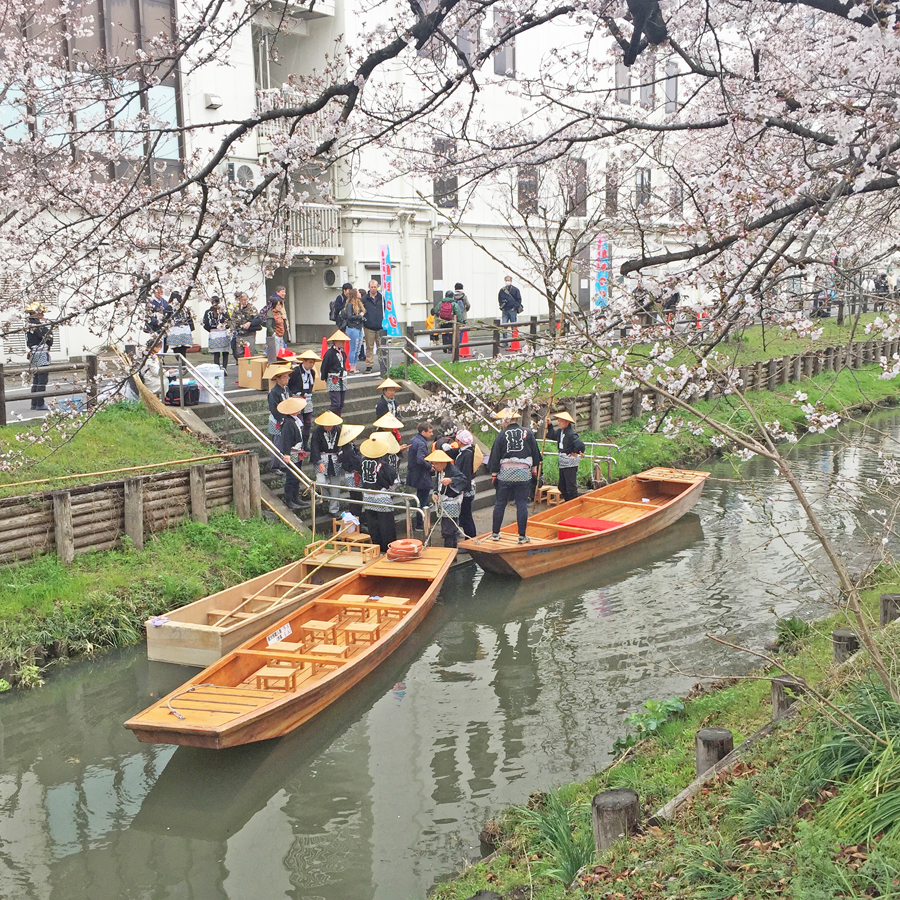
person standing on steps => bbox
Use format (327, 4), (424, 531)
(265, 364), (294, 437)
(265, 290), (289, 363)
(229, 291), (263, 361)
(374, 378), (403, 423)
(361, 280), (385, 375)
(427, 449), (467, 549)
(454, 429), (480, 539)
(288, 349), (319, 464)
(320, 330), (349, 415)
(546, 410), (585, 502)
(359, 436), (397, 552)
(489, 408), (541, 543)
(337, 423), (365, 516)
(498, 275), (523, 349)
(25, 302), (53, 411)
(406, 420), (435, 512)
(275, 397), (309, 510)
(310, 411), (344, 518)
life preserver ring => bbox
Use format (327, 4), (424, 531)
(386, 538), (424, 561)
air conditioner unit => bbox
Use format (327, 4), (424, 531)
(323, 266), (348, 289)
(224, 159), (262, 189)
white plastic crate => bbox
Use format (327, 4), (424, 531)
(194, 364), (225, 403)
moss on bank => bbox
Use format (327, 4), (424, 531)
(430, 577), (900, 900)
(0, 512), (309, 687)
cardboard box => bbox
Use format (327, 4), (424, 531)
(237, 355), (269, 391)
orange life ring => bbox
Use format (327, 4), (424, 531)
(386, 538), (424, 561)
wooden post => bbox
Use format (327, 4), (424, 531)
(529, 315), (538, 347)
(880, 593), (900, 626)
(812, 353), (822, 376)
(630, 388), (643, 419)
(610, 390), (623, 423)
(249, 458), (261, 517)
(492, 319), (501, 358)
(591, 789), (640, 852)
(590, 392), (603, 431)
(780, 355), (790, 385)
(52, 491), (75, 565)
(85, 354), (99, 406)
(766, 357), (777, 391)
(771, 674), (806, 718)
(451, 318), (461, 363)
(832, 629), (859, 663)
(695, 727), (734, 776)
(837, 298), (844, 325)
(190, 464), (208, 524)
(232, 453), (251, 520)
(0, 363), (6, 428)
(791, 356), (802, 382)
(823, 346), (834, 373)
(123, 477), (144, 551)
(754, 360), (764, 390)
(738, 366), (749, 391)
(405, 323), (416, 378)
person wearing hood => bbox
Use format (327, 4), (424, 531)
(454, 429), (480, 538)
(26, 302), (53, 411)
(428, 449), (468, 549)
(546, 410), (585, 502)
(320, 330), (350, 415)
(310, 411), (344, 517)
(452, 282), (470, 324)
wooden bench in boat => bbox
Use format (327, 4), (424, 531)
(307, 642), (352, 660)
(325, 597), (416, 623)
(207, 608), (257, 624)
(344, 621), (381, 644)
(255, 665), (300, 692)
(364, 549), (450, 580)
(300, 619), (340, 644)
(235, 648), (351, 675)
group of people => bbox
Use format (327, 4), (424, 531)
(329, 280), (387, 375)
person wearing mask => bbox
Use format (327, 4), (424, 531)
(428, 449), (468, 549)
(230, 291), (263, 360)
(25, 302), (53, 411)
(359, 436), (397, 551)
(275, 397), (309, 510)
(454, 429), (480, 538)
(201, 296), (230, 368)
(320, 330), (349, 415)
(361, 280), (384, 374)
(546, 410), (585, 502)
(488, 408), (541, 543)
(340, 289), (366, 372)
(406, 420), (435, 511)
(498, 275), (523, 348)
(310, 411), (344, 518)
(288, 349), (319, 461)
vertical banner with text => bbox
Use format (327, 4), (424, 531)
(380, 245), (401, 336)
(594, 235), (610, 308)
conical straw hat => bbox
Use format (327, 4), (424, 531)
(377, 378), (401, 390)
(371, 431), (401, 455)
(373, 412), (403, 429)
(360, 437), (390, 459)
(296, 349), (321, 361)
(263, 364), (293, 380)
(276, 397), (307, 415)
(425, 449), (453, 464)
(314, 410), (343, 426)
(327, 329), (350, 342)
(493, 407), (518, 421)
(338, 423), (365, 446)
(553, 410), (575, 424)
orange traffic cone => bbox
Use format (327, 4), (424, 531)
(321, 336), (329, 358)
(510, 327), (521, 352)
(459, 328), (471, 359)
(243, 343), (251, 358)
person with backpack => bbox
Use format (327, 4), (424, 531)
(453, 283), (470, 323)
(361, 280), (385, 375)
(488, 407), (541, 543)
(330, 282), (353, 329)
(433, 290), (460, 353)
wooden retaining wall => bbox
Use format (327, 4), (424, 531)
(0, 454), (261, 566)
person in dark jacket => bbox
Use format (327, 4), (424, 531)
(453, 283), (470, 324)
(374, 378), (403, 423)
(433, 290), (461, 353)
(433, 417), (459, 459)
(337, 423), (365, 515)
(144, 284), (171, 350)
(405, 421), (435, 511)
(359, 436), (397, 551)
(310, 410), (343, 517)
(361, 280), (384, 374)
(454, 429), (479, 538)
(330, 282), (353, 327)
(340, 290), (366, 372)
(288, 349), (319, 459)
(320, 330), (349, 415)
(546, 410), (585, 502)
(428, 449), (468, 548)
(488, 408), (541, 542)
(26, 302), (53, 411)
(498, 275), (523, 348)
(275, 397), (309, 509)
(265, 365), (293, 436)
(229, 292), (263, 360)
(201, 295), (229, 368)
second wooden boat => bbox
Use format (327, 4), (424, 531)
(459, 467), (708, 578)
(146, 538), (380, 666)
(125, 547), (456, 749)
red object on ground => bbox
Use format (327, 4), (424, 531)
(509, 327), (521, 351)
(321, 336), (329, 359)
(243, 343), (251, 358)
(459, 328), (471, 359)
(557, 516), (621, 540)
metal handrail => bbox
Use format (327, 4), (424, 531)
(157, 353), (427, 535)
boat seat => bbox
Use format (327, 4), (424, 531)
(206, 609), (256, 624)
(344, 622), (381, 645)
(255, 665), (299, 692)
(308, 642), (352, 659)
(535, 485), (563, 506)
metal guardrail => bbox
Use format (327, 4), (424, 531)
(0, 355), (99, 426)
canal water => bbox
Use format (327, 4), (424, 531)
(2, 410), (898, 900)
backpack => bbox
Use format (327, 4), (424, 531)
(329, 295), (345, 323)
(438, 300), (455, 321)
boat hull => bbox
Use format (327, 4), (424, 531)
(461, 468), (708, 579)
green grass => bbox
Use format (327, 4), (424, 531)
(0, 401), (219, 498)
(0, 511), (309, 684)
(431, 575), (900, 900)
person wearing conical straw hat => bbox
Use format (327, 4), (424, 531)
(288, 349), (320, 460)
(373, 405), (409, 460)
(374, 378), (402, 422)
(310, 410), (344, 518)
(275, 397), (310, 510)
(547, 409), (585, 502)
(321, 330), (350, 415)
(359, 436), (397, 552)
(265, 364), (294, 437)
(426, 448), (468, 548)
(337, 423), (365, 515)
(454, 429), (482, 538)
(371, 429), (402, 475)
(488, 407), (541, 544)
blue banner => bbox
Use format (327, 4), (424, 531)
(380, 245), (401, 336)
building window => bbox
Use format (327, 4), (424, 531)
(665, 60), (678, 114)
(456, 16), (481, 65)
(605, 166), (618, 216)
(636, 168), (651, 207)
(433, 138), (458, 208)
(492, 9), (515, 78)
(670, 181), (684, 215)
(639, 57), (655, 109)
(567, 158), (588, 217)
(517, 165), (539, 215)
(615, 62), (631, 105)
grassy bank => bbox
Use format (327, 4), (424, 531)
(431, 576), (900, 900)
(0, 512), (309, 688)
(0, 401), (220, 498)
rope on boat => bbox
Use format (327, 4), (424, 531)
(386, 538), (424, 561)
(166, 683), (216, 719)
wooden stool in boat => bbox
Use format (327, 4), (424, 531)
(333, 594), (372, 621)
(267, 641), (307, 667)
(331, 519), (371, 542)
(308, 644), (352, 668)
(255, 665), (299, 692)
(344, 622), (381, 645)
(377, 595), (411, 620)
(300, 619), (340, 644)
(535, 485), (562, 507)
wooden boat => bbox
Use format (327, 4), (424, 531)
(459, 467), (709, 579)
(146, 538), (380, 667)
(125, 547), (456, 749)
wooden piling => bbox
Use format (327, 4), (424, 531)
(52, 491), (75, 565)
(190, 464), (208, 524)
(232, 454), (251, 520)
(590, 392), (604, 431)
(123, 477), (144, 551)
(611, 390), (623, 423)
(771, 674), (806, 718)
(832, 629), (859, 663)
(767, 358), (778, 391)
(249, 459), (261, 516)
(591, 789), (640, 852)
(631, 388), (643, 419)
(880, 593), (900, 627)
(695, 727), (734, 776)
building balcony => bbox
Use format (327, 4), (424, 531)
(256, 89), (321, 155)
(283, 202), (343, 258)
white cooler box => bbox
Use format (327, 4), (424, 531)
(194, 364), (226, 403)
